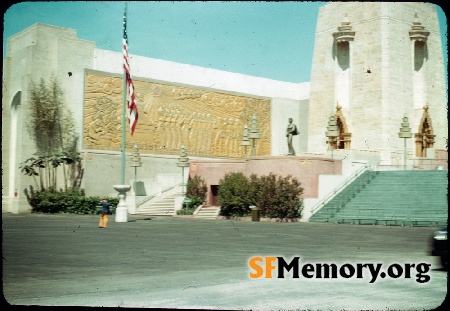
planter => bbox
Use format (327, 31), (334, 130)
(113, 184), (131, 222)
(217, 216), (300, 222)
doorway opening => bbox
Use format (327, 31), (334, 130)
(210, 185), (220, 206)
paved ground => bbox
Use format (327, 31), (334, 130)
(2, 213), (447, 310)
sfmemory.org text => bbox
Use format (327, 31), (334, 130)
(248, 257), (431, 283)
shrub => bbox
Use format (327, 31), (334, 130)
(264, 174), (303, 218)
(24, 186), (118, 215)
(218, 172), (252, 216)
(183, 175), (208, 209)
(176, 207), (196, 216)
(218, 173), (304, 219)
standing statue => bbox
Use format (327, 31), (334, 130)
(286, 118), (299, 155)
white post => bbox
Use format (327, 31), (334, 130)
(114, 185), (131, 222)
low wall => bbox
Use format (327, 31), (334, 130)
(190, 156), (342, 206)
(216, 216), (300, 222)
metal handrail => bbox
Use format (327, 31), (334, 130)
(136, 183), (182, 207)
(310, 165), (369, 215)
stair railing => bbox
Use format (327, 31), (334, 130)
(310, 165), (370, 216)
(136, 183), (183, 208)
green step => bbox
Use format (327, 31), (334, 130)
(311, 170), (448, 227)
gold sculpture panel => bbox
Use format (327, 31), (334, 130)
(83, 71), (271, 158)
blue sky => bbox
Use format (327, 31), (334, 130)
(3, 1), (447, 83)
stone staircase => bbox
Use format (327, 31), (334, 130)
(136, 195), (176, 216)
(309, 169), (377, 222)
(309, 170), (448, 227)
(135, 184), (182, 216)
(194, 206), (220, 219)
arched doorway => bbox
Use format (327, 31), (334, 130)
(415, 105), (435, 157)
(333, 104), (351, 150)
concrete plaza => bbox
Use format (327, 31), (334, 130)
(3, 213), (447, 310)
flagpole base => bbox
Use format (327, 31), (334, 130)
(113, 185), (131, 222)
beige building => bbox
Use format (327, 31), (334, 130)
(307, 2), (447, 164)
(2, 2), (447, 214)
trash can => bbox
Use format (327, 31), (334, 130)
(250, 205), (260, 222)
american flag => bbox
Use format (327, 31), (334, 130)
(123, 6), (138, 135)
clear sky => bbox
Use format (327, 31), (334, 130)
(3, 1), (447, 83)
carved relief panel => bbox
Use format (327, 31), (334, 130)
(83, 71), (271, 158)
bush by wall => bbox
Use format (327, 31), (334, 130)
(218, 172), (252, 217)
(218, 172), (303, 219)
(24, 186), (119, 214)
(249, 173), (303, 218)
(182, 175), (208, 210)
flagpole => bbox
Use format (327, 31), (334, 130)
(114, 1), (131, 223)
(121, 2), (127, 185)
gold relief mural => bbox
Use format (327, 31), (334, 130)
(84, 71), (271, 158)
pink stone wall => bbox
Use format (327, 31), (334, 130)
(189, 160), (246, 185)
(189, 156), (342, 206)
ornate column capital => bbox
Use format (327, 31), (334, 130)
(409, 13), (430, 42)
(333, 14), (355, 42)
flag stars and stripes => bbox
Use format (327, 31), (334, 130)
(123, 7), (138, 135)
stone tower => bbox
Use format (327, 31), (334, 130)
(307, 2), (447, 165)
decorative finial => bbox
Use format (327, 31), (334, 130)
(343, 13), (349, 24)
(333, 12), (355, 42)
(409, 12), (429, 42)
